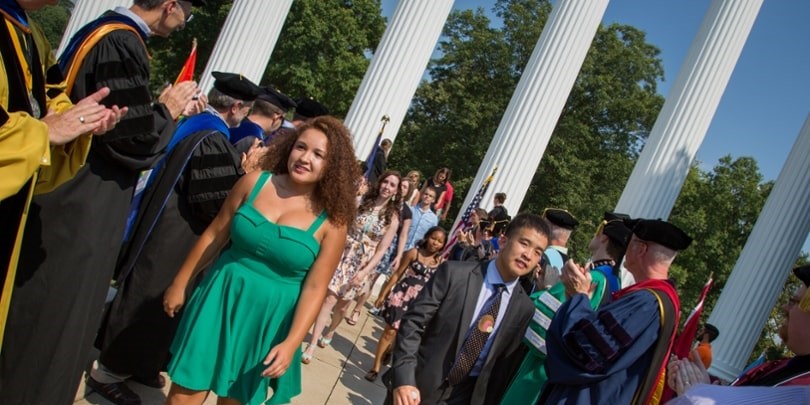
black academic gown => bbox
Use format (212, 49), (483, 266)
(96, 128), (242, 379)
(0, 14), (176, 405)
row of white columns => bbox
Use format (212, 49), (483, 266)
(60, 0), (808, 380)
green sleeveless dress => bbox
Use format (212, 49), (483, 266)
(168, 171), (326, 405)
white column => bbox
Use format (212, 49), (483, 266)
(614, 0), (762, 218)
(57, 0), (129, 55)
(345, 0), (455, 159)
(453, 0), (608, 226)
(199, 0), (293, 92)
(708, 114), (810, 380)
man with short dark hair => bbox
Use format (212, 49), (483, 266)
(540, 219), (692, 404)
(0, 1), (204, 404)
(387, 213), (550, 405)
(230, 85), (296, 154)
(405, 186), (439, 250)
(291, 96), (329, 127)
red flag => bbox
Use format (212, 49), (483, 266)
(672, 273), (714, 359)
(661, 273), (713, 403)
(174, 38), (197, 85)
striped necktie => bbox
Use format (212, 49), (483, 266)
(447, 283), (506, 385)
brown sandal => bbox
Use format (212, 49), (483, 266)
(346, 309), (361, 326)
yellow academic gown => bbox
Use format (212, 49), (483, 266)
(0, 11), (92, 350)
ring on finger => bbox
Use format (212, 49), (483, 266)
(79, 116), (85, 124)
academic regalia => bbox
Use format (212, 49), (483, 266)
(732, 354), (810, 387)
(0, 9), (177, 404)
(0, 5), (90, 351)
(501, 264), (619, 404)
(539, 279), (680, 405)
(97, 111), (242, 380)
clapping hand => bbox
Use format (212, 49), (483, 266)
(561, 259), (595, 298)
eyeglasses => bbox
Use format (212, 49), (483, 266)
(175, 0), (193, 22)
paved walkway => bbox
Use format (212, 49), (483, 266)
(74, 306), (389, 405)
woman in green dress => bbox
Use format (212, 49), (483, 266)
(162, 116), (359, 405)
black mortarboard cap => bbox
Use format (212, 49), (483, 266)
(294, 97), (329, 120)
(543, 208), (579, 230)
(188, 0), (206, 6)
(601, 212), (632, 249)
(258, 86), (296, 112)
(794, 264), (810, 287)
(632, 219), (692, 251)
(211, 71), (261, 101)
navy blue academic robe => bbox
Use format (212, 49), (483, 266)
(540, 285), (677, 405)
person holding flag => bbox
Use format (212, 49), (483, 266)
(442, 167), (497, 259)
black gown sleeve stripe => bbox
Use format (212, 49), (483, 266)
(184, 134), (242, 222)
(580, 321), (618, 362)
(564, 330), (601, 372)
(599, 311), (633, 348)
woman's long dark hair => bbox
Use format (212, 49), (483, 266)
(358, 170), (401, 227)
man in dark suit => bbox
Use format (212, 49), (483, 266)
(386, 213), (550, 405)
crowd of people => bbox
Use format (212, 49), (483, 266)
(0, 1), (808, 405)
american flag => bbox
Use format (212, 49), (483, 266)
(442, 166), (498, 258)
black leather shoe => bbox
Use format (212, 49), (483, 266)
(86, 376), (141, 405)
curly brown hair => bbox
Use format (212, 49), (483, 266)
(260, 116), (359, 227)
(359, 170), (401, 227)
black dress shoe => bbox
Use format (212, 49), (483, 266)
(86, 376), (141, 405)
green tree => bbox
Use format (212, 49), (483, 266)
(29, 1), (73, 49)
(669, 156), (772, 313)
(263, 0), (386, 116)
(148, 0), (233, 90)
(389, 0), (665, 243)
(147, 0), (386, 115)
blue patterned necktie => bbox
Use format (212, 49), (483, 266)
(447, 283), (506, 385)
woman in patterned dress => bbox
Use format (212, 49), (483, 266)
(347, 176), (414, 321)
(303, 171), (401, 362)
(364, 226), (447, 381)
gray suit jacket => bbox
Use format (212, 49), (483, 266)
(388, 260), (534, 405)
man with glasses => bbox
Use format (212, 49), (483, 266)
(0, 1), (204, 405)
(668, 264), (810, 396)
(84, 72), (261, 405)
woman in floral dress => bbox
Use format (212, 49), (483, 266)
(303, 171), (401, 362)
(364, 226), (447, 381)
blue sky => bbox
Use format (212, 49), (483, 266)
(381, 0), (809, 252)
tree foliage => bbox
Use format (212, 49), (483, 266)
(263, 0), (386, 116)
(389, 0), (665, 249)
(147, 0), (386, 111)
(29, 1), (72, 49)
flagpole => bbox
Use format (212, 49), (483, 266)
(364, 115), (391, 179)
